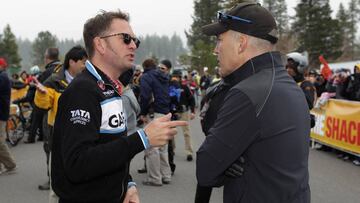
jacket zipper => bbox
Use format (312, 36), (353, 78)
(119, 163), (129, 199)
(103, 83), (127, 200)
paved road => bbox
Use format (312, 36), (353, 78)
(1, 116), (359, 203)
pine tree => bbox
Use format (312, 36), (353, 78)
(134, 34), (186, 65)
(32, 31), (57, 66)
(357, 0), (360, 58)
(262, 0), (290, 53)
(17, 38), (33, 71)
(347, 0), (360, 60)
(170, 33), (186, 65)
(336, 3), (352, 60)
(186, 0), (223, 73)
(0, 24), (21, 73)
(223, 0), (254, 9)
(0, 34), (3, 57)
(292, 0), (342, 67)
(262, 0), (288, 38)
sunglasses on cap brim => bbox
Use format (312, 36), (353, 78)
(217, 12), (253, 24)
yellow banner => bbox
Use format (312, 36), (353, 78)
(311, 99), (360, 155)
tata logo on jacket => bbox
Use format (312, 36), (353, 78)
(70, 109), (91, 125)
(108, 112), (126, 128)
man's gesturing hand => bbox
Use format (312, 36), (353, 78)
(144, 113), (188, 147)
(122, 186), (139, 203)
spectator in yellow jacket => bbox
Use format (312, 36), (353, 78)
(34, 45), (87, 192)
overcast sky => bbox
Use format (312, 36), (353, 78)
(0, 0), (351, 43)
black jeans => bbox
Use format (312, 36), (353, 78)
(28, 107), (45, 141)
(168, 139), (176, 173)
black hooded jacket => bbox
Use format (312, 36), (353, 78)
(0, 69), (11, 121)
(346, 72), (360, 101)
(139, 67), (170, 115)
(38, 60), (61, 83)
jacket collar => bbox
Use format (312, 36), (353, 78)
(46, 65), (68, 89)
(45, 60), (61, 70)
(223, 51), (283, 86)
(85, 60), (105, 83)
(85, 60), (116, 84)
(85, 60), (122, 93)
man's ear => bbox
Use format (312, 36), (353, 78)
(238, 35), (248, 54)
(69, 59), (75, 68)
(94, 37), (106, 55)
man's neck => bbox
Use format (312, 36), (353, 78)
(91, 58), (122, 81)
(237, 49), (272, 69)
(46, 59), (57, 66)
(64, 69), (74, 83)
(67, 68), (76, 78)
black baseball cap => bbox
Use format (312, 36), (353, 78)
(202, 2), (278, 44)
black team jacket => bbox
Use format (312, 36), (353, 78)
(197, 52), (311, 203)
(51, 61), (149, 203)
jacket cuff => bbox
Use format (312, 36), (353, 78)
(127, 181), (137, 189)
(126, 131), (148, 156)
(137, 129), (151, 149)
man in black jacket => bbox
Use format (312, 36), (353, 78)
(51, 10), (187, 203)
(346, 64), (360, 101)
(0, 57), (17, 175)
(286, 52), (316, 111)
(38, 48), (61, 83)
(25, 47), (61, 144)
(197, 2), (310, 203)
(196, 79), (232, 203)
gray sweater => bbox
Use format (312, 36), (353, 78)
(122, 86), (140, 134)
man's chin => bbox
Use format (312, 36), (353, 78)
(219, 67), (225, 77)
(124, 62), (135, 70)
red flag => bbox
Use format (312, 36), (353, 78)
(319, 55), (332, 80)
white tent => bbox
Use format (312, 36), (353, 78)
(324, 60), (360, 74)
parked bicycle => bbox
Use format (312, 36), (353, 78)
(6, 102), (32, 146)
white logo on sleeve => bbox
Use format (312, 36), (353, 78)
(70, 109), (91, 125)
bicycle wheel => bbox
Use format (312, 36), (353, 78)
(17, 119), (26, 143)
(6, 116), (24, 146)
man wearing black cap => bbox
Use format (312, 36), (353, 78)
(196, 2), (310, 203)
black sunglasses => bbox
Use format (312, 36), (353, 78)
(217, 12), (252, 24)
(100, 33), (141, 48)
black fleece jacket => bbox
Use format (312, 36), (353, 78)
(51, 61), (148, 203)
(197, 52), (310, 203)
